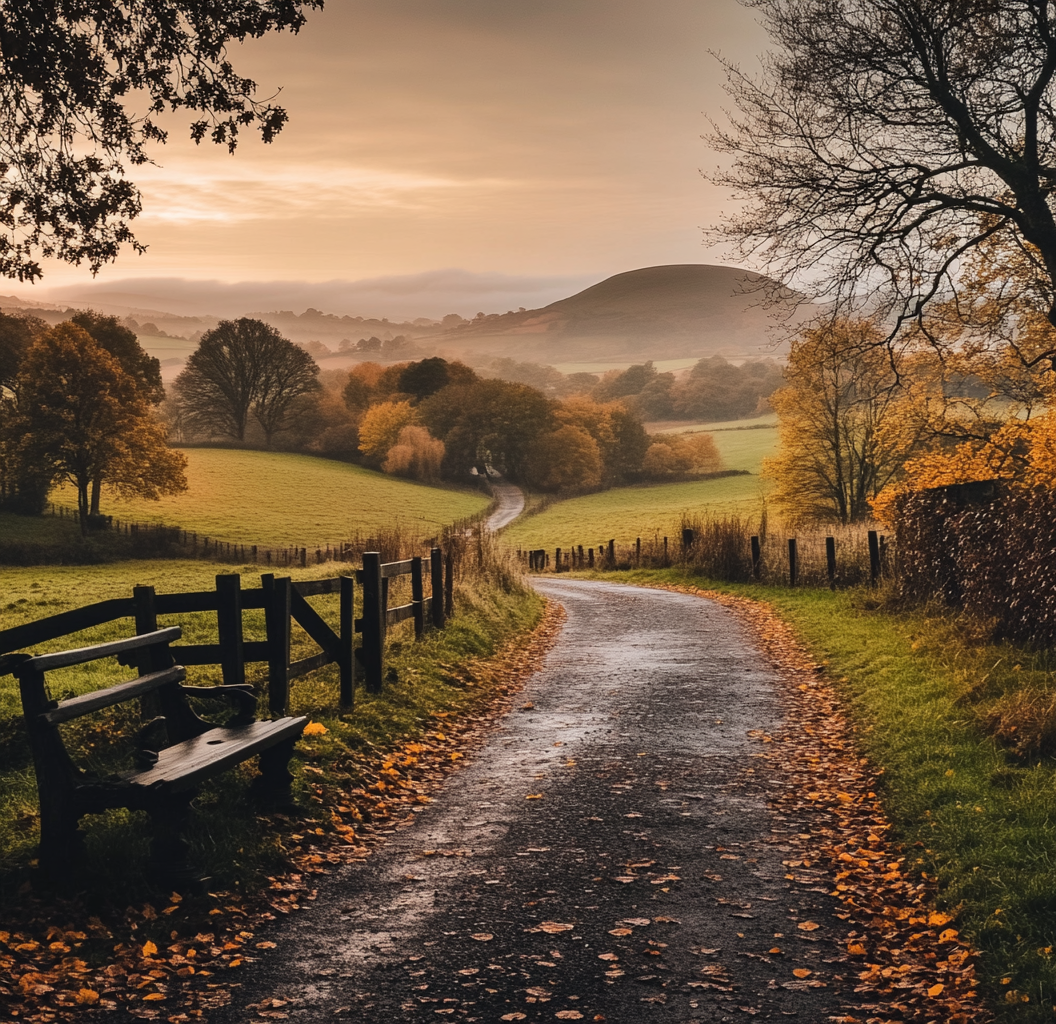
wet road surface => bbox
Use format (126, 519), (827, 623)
(215, 579), (861, 1023)
(484, 478), (525, 532)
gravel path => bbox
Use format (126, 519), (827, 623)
(215, 579), (862, 1023)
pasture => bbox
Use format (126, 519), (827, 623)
(503, 472), (768, 551)
(50, 448), (491, 548)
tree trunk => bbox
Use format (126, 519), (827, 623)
(77, 478), (90, 536)
(90, 476), (101, 516)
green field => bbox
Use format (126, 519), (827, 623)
(504, 473), (768, 550)
(51, 448), (490, 548)
(503, 416), (776, 550)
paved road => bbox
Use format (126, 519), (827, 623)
(216, 579), (860, 1023)
(484, 477), (525, 532)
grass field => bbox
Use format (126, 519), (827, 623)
(50, 448), (491, 548)
(504, 472), (768, 551)
(503, 416), (776, 550)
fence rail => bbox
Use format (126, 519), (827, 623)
(0, 548), (452, 713)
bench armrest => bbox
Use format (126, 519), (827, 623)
(15, 627), (182, 675)
(180, 684), (257, 725)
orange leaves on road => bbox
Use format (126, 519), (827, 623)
(796, 921), (820, 932)
(470, 933), (494, 942)
(793, 968), (812, 979)
(302, 721), (328, 737)
(531, 922), (574, 934)
(525, 793), (544, 800)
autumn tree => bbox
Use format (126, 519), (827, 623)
(383, 426), (445, 482)
(358, 401), (419, 462)
(173, 319), (320, 444)
(641, 432), (723, 481)
(67, 310), (166, 513)
(8, 324), (186, 532)
(764, 318), (910, 524)
(0, 1), (321, 282)
(711, 0), (1056, 363)
(526, 425), (603, 492)
(0, 312), (49, 510)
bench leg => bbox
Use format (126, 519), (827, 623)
(255, 737), (297, 806)
(147, 794), (197, 886)
(38, 794), (83, 879)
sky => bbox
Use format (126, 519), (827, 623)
(31, 0), (770, 319)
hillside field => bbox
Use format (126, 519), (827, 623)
(503, 416), (776, 550)
(51, 449), (491, 548)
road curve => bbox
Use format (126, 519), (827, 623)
(484, 477), (525, 532)
(213, 579), (861, 1023)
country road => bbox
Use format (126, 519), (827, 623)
(213, 579), (862, 1023)
(484, 477), (525, 532)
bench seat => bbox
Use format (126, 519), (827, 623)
(123, 716), (307, 793)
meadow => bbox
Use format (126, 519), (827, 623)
(504, 416), (777, 551)
(49, 448), (491, 548)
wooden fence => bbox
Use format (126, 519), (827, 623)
(0, 548), (453, 712)
(520, 527), (890, 588)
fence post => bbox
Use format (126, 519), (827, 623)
(215, 573), (245, 687)
(826, 536), (837, 590)
(411, 556), (425, 640)
(340, 575), (355, 711)
(445, 549), (454, 616)
(555, 547), (561, 574)
(361, 552), (384, 694)
(608, 539), (615, 566)
(682, 528), (695, 552)
(663, 537), (669, 565)
(636, 537), (641, 565)
(300, 547), (307, 568)
(132, 585), (159, 675)
(788, 538), (798, 587)
(262, 573), (291, 717)
(588, 547), (595, 568)
(750, 535), (761, 579)
(868, 530), (881, 585)
(431, 547), (445, 628)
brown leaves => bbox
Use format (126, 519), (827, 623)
(530, 922), (574, 934)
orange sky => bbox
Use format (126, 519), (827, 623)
(31, 0), (769, 315)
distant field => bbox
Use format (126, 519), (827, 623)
(503, 473), (769, 551)
(51, 448), (490, 548)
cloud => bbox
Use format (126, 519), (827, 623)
(41, 269), (600, 320)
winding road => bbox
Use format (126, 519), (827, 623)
(215, 579), (862, 1023)
(484, 476), (526, 532)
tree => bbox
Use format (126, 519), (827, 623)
(69, 310), (165, 513)
(398, 357), (476, 401)
(358, 401), (419, 462)
(0, 311), (49, 510)
(526, 425), (602, 492)
(0, 1), (321, 282)
(173, 318), (320, 444)
(9, 323), (186, 532)
(763, 318), (911, 524)
(382, 426), (445, 482)
(711, 0), (1056, 363)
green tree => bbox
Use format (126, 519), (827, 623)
(10, 324), (186, 532)
(0, 1), (321, 282)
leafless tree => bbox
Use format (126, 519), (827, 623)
(709, 0), (1056, 366)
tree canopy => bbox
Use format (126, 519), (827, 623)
(0, 0), (322, 281)
(712, 0), (1056, 363)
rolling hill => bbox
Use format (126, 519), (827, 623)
(435, 264), (805, 364)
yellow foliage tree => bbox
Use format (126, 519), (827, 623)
(358, 400), (418, 461)
(526, 425), (603, 492)
(641, 432), (722, 480)
(764, 317), (910, 524)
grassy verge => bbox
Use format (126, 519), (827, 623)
(576, 566), (1056, 1021)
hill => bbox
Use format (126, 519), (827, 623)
(435, 264), (804, 364)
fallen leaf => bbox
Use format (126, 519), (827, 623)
(142, 992), (165, 1001)
(470, 933), (494, 941)
(598, 953), (619, 961)
(928, 912), (953, 927)
(501, 1015), (527, 1021)
(302, 721), (328, 737)
(526, 794), (544, 800)
(608, 928), (632, 936)
(555, 1013), (584, 1020)
(458, 968), (479, 975)
(535, 922), (574, 934)
(141, 940), (158, 957)
(797, 921), (820, 932)
(612, 876), (636, 884)
(928, 983), (945, 997)
(792, 969), (812, 979)
(75, 989), (99, 1005)
(621, 918), (650, 927)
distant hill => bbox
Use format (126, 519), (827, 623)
(435, 265), (804, 364)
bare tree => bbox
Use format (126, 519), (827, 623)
(174, 318), (320, 445)
(710, 0), (1056, 366)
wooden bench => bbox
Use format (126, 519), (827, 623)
(11, 626), (307, 883)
